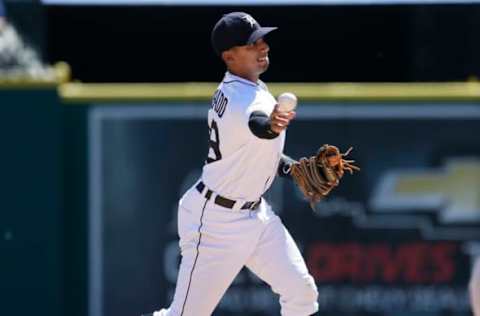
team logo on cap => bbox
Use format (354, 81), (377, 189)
(242, 14), (257, 28)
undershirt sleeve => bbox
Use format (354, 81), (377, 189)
(248, 111), (279, 139)
(277, 154), (297, 179)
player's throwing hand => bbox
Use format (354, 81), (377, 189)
(270, 105), (296, 134)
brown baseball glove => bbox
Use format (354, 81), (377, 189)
(290, 144), (360, 208)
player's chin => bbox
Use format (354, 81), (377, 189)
(257, 60), (270, 73)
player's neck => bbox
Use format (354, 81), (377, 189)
(228, 69), (259, 84)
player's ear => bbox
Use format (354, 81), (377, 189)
(222, 50), (234, 64)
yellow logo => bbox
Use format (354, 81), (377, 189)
(371, 158), (480, 223)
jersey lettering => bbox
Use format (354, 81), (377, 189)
(212, 89), (228, 118)
(206, 120), (222, 164)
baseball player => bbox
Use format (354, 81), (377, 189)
(142, 12), (318, 316)
(471, 257), (480, 316)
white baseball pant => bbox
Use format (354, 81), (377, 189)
(153, 182), (319, 316)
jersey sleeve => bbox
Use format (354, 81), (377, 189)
(218, 85), (254, 141)
(245, 93), (270, 118)
(222, 82), (276, 136)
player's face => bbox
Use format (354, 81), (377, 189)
(224, 38), (270, 82)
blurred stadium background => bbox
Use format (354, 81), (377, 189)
(1, 0), (480, 316)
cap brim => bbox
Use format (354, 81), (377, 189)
(247, 27), (278, 44)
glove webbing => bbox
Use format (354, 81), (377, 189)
(295, 157), (335, 198)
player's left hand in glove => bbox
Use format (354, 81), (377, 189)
(290, 144), (360, 208)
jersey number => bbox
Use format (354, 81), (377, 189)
(207, 120), (222, 163)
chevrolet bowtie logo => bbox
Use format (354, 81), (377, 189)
(371, 158), (480, 223)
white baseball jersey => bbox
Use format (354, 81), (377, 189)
(202, 71), (285, 201)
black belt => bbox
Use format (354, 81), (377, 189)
(196, 181), (260, 210)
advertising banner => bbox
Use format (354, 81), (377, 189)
(89, 103), (480, 316)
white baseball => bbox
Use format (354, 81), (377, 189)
(277, 92), (298, 112)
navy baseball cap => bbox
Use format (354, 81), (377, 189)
(211, 12), (277, 55)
